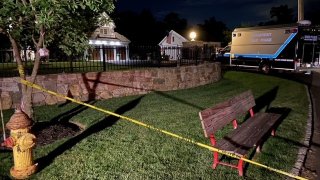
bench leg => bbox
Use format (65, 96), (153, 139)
(232, 120), (238, 129)
(212, 152), (244, 176)
(213, 152), (219, 169)
(256, 145), (261, 153)
(249, 108), (254, 117)
(237, 159), (244, 176)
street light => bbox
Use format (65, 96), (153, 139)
(189, 31), (197, 41)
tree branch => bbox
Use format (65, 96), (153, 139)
(29, 25), (44, 84)
(29, 0), (36, 11)
(8, 33), (27, 90)
(48, 9), (53, 16)
(32, 35), (37, 46)
(20, 0), (27, 6)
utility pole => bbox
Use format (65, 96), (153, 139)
(298, 0), (304, 21)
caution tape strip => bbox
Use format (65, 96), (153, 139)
(18, 65), (24, 77)
(20, 79), (308, 180)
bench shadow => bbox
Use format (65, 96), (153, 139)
(254, 86), (279, 113)
(241, 86), (279, 121)
(35, 95), (144, 172)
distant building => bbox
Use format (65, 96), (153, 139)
(158, 30), (189, 60)
(88, 12), (130, 61)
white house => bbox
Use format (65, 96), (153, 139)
(88, 12), (130, 61)
(158, 30), (189, 60)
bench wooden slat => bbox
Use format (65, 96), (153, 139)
(199, 90), (256, 137)
(215, 115), (262, 156)
(217, 113), (268, 149)
(200, 101), (231, 119)
(199, 108), (235, 137)
(233, 113), (281, 156)
(229, 90), (255, 116)
(216, 113), (281, 156)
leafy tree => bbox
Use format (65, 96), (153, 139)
(113, 11), (190, 45)
(258, 5), (294, 26)
(137, 10), (160, 44)
(305, 2), (320, 25)
(0, 0), (115, 118)
(113, 9), (165, 45)
(0, 34), (10, 48)
(198, 17), (229, 44)
(162, 12), (188, 35)
(270, 5), (294, 24)
(112, 10), (139, 42)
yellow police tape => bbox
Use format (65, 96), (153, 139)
(20, 79), (308, 180)
(18, 65), (24, 77)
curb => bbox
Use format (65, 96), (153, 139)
(289, 85), (313, 178)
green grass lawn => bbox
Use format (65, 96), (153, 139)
(0, 71), (309, 179)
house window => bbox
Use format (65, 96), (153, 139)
(104, 29), (109, 35)
(172, 36), (175, 42)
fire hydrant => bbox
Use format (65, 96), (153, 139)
(1, 109), (37, 179)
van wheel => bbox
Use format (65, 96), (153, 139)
(260, 63), (270, 74)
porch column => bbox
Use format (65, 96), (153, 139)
(113, 47), (117, 61)
(126, 45), (129, 60)
(100, 45), (104, 61)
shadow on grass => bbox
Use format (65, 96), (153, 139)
(33, 100), (97, 127)
(32, 73), (103, 146)
(240, 86), (279, 121)
(254, 86), (279, 113)
(35, 95), (144, 172)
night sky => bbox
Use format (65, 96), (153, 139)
(115, 0), (319, 28)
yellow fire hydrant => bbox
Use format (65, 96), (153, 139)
(1, 109), (37, 179)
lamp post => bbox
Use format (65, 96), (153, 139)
(189, 31), (197, 41)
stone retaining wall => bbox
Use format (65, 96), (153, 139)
(0, 62), (221, 110)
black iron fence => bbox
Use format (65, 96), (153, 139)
(0, 45), (216, 77)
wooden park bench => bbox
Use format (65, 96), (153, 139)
(198, 90), (281, 176)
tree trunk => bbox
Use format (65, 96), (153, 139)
(8, 29), (43, 119)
